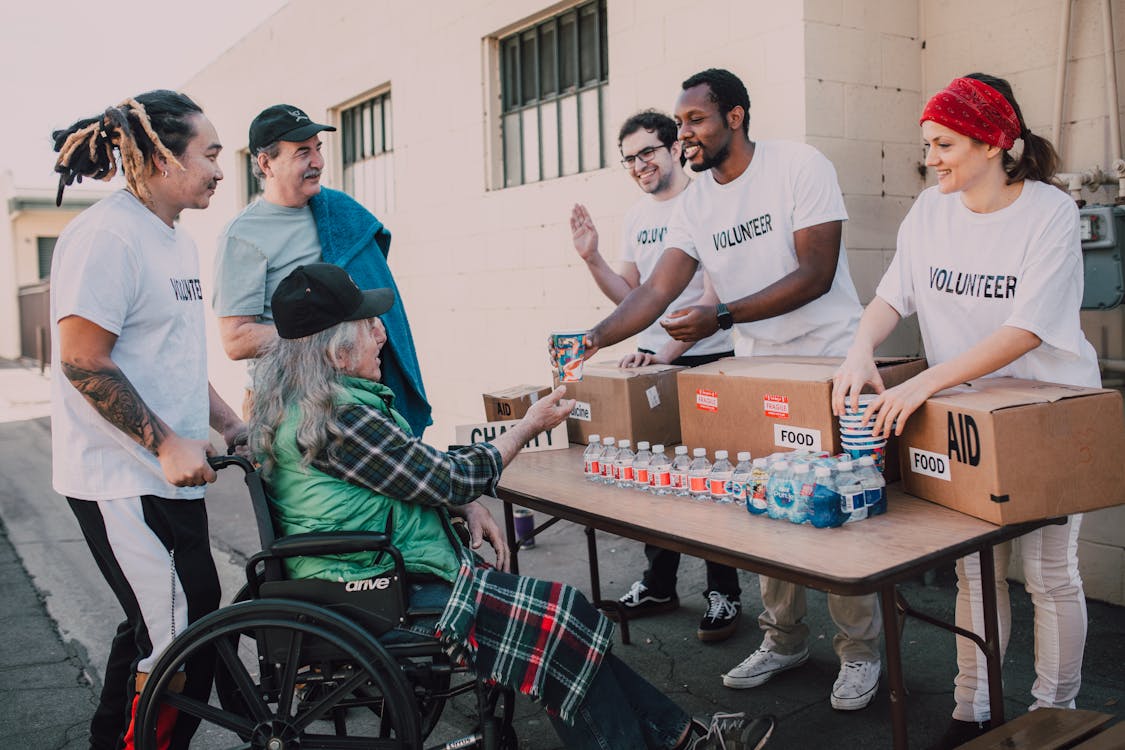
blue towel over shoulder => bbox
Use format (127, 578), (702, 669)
(310, 188), (432, 436)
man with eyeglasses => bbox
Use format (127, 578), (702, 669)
(580, 69), (880, 713)
(569, 109), (737, 642)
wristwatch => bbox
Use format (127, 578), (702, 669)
(716, 302), (734, 330)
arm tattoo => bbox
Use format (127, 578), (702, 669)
(61, 361), (170, 455)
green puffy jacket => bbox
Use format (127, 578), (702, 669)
(266, 377), (462, 582)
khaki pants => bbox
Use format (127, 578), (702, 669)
(952, 515), (1085, 722)
(757, 576), (882, 663)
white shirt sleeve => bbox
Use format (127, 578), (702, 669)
(53, 227), (137, 336)
(1002, 197), (1087, 357)
(876, 217), (917, 319)
(663, 189), (698, 260)
(791, 148), (849, 231)
(212, 233), (269, 317)
(620, 205), (637, 264)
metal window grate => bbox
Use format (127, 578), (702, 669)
(341, 91), (395, 216)
(498, 0), (608, 188)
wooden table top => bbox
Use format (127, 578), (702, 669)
(496, 446), (1057, 594)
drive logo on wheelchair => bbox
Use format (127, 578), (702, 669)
(344, 576), (393, 592)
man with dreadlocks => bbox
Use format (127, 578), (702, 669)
(50, 90), (246, 750)
(212, 104), (431, 436)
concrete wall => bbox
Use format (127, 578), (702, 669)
(178, 0), (1125, 604)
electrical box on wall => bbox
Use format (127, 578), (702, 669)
(1078, 205), (1125, 310)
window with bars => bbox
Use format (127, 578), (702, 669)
(243, 150), (262, 205)
(340, 91), (395, 216)
(498, 0), (609, 188)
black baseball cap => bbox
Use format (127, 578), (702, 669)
(249, 104), (336, 153)
(272, 263), (394, 339)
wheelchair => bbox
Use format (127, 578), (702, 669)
(134, 455), (518, 750)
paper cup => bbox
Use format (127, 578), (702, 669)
(844, 445), (887, 472)
(552, 332), (586, 382)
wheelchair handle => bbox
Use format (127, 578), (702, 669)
(207, 454), (256, 474)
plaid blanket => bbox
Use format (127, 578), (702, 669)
(435, 558), (615, 725)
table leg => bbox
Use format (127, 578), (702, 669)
(503, 502), (518, 576)
(585, 526), (630, 645)
(978, 544), (1006, 726)
(880, 584), (908, 750)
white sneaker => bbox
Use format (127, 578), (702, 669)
(831, 660), (880, 710)
(722, 647), (809, 689)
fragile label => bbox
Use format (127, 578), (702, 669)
(646, 386), (661, 409)
(763, 394), (790, 419)
(696, 389), (719, 412)
(908, 447), (952, 481)
(569, 400), (592, 421)
(773, 424), (821, 451)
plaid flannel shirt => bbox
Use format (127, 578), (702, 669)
(311, 402), (502, 507)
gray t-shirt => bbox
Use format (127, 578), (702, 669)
(212, 199), (322, 323)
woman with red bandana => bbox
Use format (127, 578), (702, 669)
(832, 73), (1099, 749)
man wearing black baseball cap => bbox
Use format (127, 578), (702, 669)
(213, 103), (432, 437)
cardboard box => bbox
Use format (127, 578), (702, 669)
(482, 385), (552, 422)
(677, 356), (927, 478)
(454, 419), (568, 453)
(556, 362), (685, 446)
(897, 377), (1125, 525)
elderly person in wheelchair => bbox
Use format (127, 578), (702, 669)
(246, 262), (776, 750)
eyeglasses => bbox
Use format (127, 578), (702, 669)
(620, 145), (668, 169)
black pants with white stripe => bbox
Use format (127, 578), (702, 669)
(67, 495), (221, 750)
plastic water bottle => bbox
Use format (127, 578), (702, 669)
(765, 460), (793, 520)
(708, 450), (734, 503)
(632, 441), (652, 491)
(670, 446), (691, 496)
(583, 435), (603, 481)
(835, 461), (868, 524)
(614, 440), (635, 487)
(854, 456), (887, 516)
(746, 457), (770, 515)
(790, 463), (815, 524)
(600, 436), (616, 484)
(649, 444), (672, 494)
(727, 452), (753, 507)
(808, 466), (841, 528)
(688, 448), (712, 501)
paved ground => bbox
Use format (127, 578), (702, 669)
(1, 359), (1122, 749)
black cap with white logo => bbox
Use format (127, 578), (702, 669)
(249, 104), (336, 153)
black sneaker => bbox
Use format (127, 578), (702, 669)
(925, 718), (992, 750)
(691, 712), (776, 750)
(608, 580), (679, 621)
(697, 590), (741, 642)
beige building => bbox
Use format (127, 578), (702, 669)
(177, 0), (1125, 603)
(0, 171), (111, 363)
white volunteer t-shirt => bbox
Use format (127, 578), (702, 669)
(620, 191), (732, 357)
(665, 140), (862, 356)
(50, 190), (211, 500)
(877, 180), (1100, 387)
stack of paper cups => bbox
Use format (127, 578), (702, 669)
(838, 394), (887, 473)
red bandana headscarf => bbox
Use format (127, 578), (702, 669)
(920, 77), (1022, 150)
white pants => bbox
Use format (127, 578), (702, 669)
(953, 514), (1086, 722)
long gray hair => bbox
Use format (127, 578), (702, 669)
(250, 319), (368, 477)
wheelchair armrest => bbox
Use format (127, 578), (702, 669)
(246, 531), (410, 601)
(269, 531), (395, 558)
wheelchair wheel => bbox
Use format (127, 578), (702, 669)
(135, 598), (422, 749)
